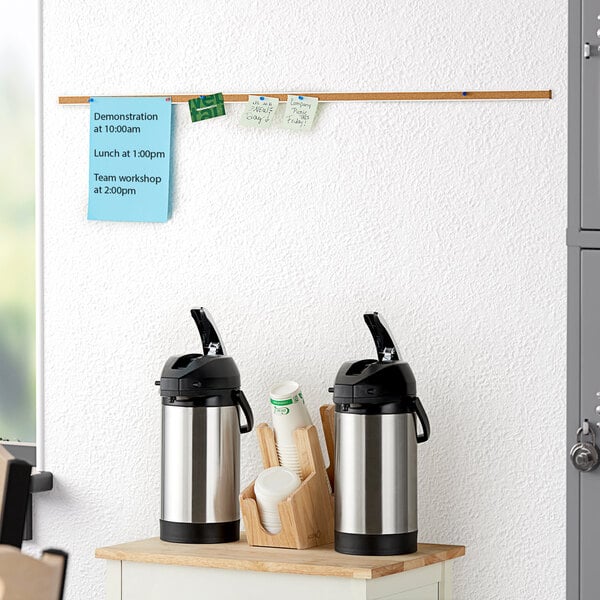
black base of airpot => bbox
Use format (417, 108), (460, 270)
(160, 519), (240, 544)
(335, 530), (418, 556)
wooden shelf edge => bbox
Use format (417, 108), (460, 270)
(370, 545), (466, 579)
(95, 546), (367, 578)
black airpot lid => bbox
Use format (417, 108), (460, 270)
(332, 312), (416, 405)
(158, 308), (241, 397)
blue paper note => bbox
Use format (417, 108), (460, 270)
(88, 97), (172, 222)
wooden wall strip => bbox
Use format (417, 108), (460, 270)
(59, 90), (552, 104)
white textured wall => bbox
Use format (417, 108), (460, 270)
(38, 1), (567, 598)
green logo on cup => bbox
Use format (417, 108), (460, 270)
(270, 398), (293, 406)
(273, 406), (290, 415)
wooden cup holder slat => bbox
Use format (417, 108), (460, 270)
(240, 422), (334, 549)
(319, 404), (335, 492)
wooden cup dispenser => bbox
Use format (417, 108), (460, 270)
(239, 411), (335, 550)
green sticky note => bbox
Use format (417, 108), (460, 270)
(239, 95), (279, 128)
(282, 95), (319, 131)
(188, 93), (226, 122)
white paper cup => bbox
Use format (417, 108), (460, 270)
(255, 467), (301, 534)
(270, 381), (313, 473)
(277, 447), (302, 476)
(276, 452), (299, 461)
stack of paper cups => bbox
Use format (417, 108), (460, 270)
(254, 467), (301, 534)
(270, 381), (313, 478)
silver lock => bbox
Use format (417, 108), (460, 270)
(570, 421), (600, 472)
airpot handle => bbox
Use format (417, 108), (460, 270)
(364, 312), (402, 362)
(234, 390), (254, 434)
(412, 397), (430, 443)
(191, 308), (226, 356)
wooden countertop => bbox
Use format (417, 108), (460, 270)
(96, 534), (465, 580)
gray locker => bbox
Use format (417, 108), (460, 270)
(582, 0), (600, 229)
(568, 2), (600, 598)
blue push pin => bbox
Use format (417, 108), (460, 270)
(260, 96), (265, 101)
(298, 95), (304, 100)
(462, 91), (467, 97)
(89, 97), (94, 102)
(201, 95), (205, 99)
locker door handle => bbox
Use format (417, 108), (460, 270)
(585, 43), (591, 59)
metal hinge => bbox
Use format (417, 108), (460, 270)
(585, 42), (592, 59)
(382, 347), (395, 362)
(207, 342), (220, 355)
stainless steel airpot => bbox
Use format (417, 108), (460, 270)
(331, 312), (430, 555)
(157, 308), (254, 544)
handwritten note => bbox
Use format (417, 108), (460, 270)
(240, 95), (279, 128)
(88, 96), (172, 222)
(188, 93), (226, 122)
(282, 95), (319, 131)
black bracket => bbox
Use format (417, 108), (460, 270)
(23, 470), (53, 541)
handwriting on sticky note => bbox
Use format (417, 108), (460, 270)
(240, 96), (279, 128)
(282, 95), (318, 131)
(88, 96), (172, 222)
(188, 93), (226, 122)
